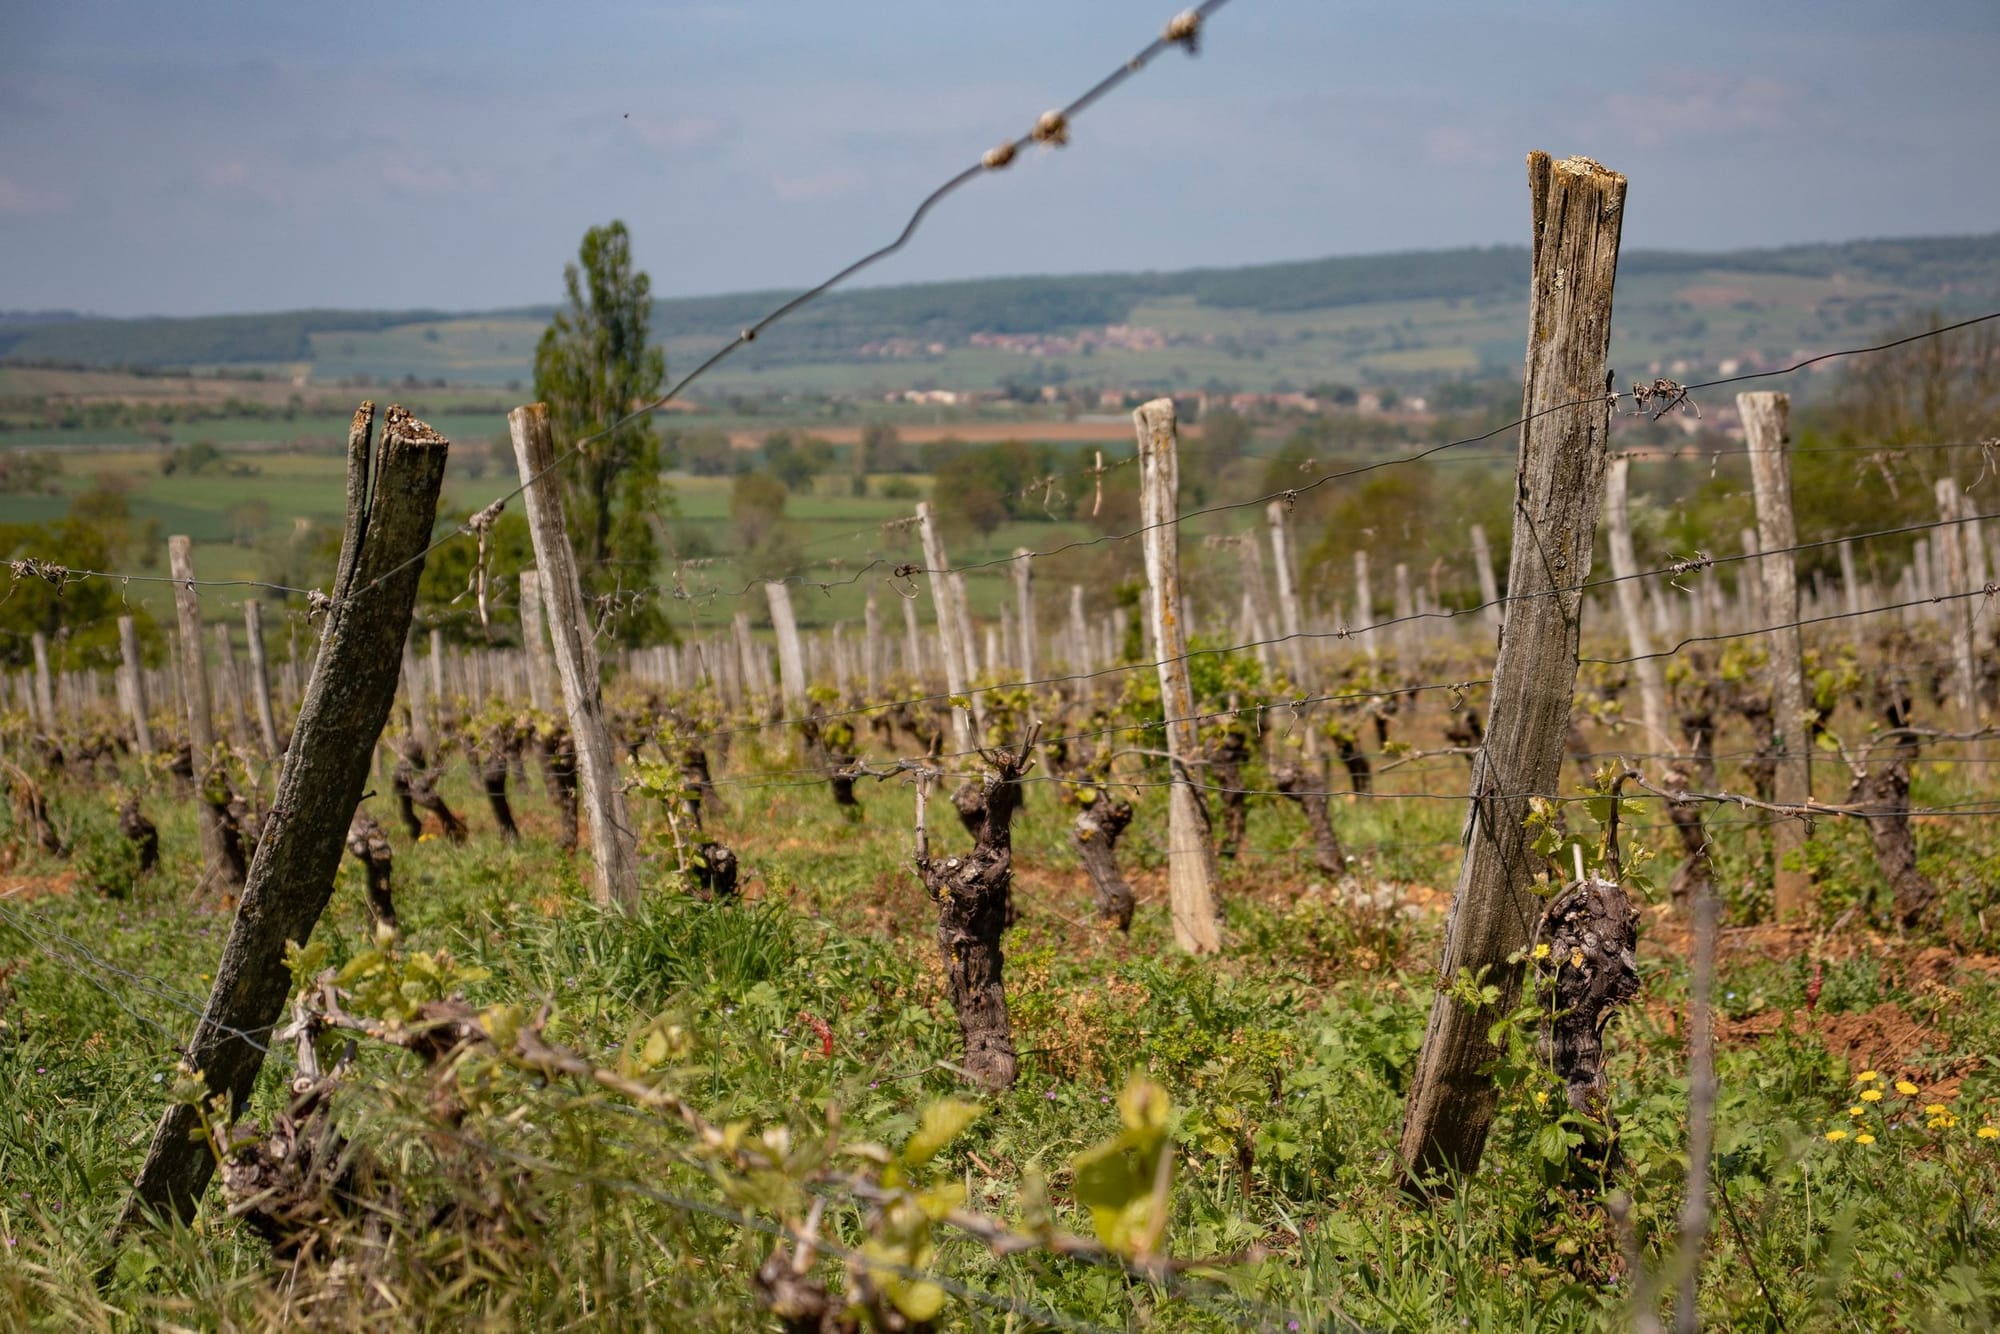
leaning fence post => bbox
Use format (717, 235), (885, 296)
(1400, 152), (1626, 1185)
(1136, 398), (1223, 955)
(1741, 390), (1811, 920)
(168, 535), (243, 895)
(121, 403), (449, 1228)
(510, 403), (642, 912)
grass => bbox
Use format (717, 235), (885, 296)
(1, 662), (1998, 1328)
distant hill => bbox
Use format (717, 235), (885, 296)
(6, 234), (1997, 396)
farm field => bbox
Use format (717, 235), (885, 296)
(2, 610), (1999, 1329)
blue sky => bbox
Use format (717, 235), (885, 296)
(4, 0), (1998, 317)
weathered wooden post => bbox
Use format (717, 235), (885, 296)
(29, 632), (56, 733)
(1013, 548), (1037, 683)
(765, 581), (808, 712)
(1604, 456), (1669, 752)
(510, 403), (642, 911)
(1741, 391), (1811, 920)
(732, 611), (761, 697)
(118, 615), (154, 754)
(122, 403), (449, 1227)
(916, 502), (975, 750)
(1400, 152), (1625, 1184)
(1068, 584), (1091, 674)
(400, 631), (434, 755)
(1266, 500), (1310, 688)
(1353, 550), (1378, 662)
(863, 590), (882, 694)
(1934, 477), (1980, 730)
(1469, 522), (1503, 629)
(901, 593), (924, 687)
(1136, 398), (1222, 955)
(243, 600), (281, 757)
(213, 622), (249, 751)
(169, 536), (243, 894)
(518, 569), (557, 713)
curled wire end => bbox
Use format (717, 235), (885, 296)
(982, 140), (1018, 171)
(1164, 8), (1202, 53)
(465, 497), (507, 534)
(306, 590), (334, 620)
(1032, 110), (1069, 147)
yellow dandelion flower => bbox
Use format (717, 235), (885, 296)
(1929, 1112), (1959, 1130)
(1825, 1129), (1848, 1142)
(1855, 1133), (1876, 1145)
(1896, 1081), (1921, 1096)
(1860, 1088), (1883, 1102)
(1924, 1103), (1947, 1116)
(1978, 1126), (1999, 1140)
(1532, 943), (1551, 960)
(1849, 1106), (1866, 1117)
(1856, 1071), (1879, 1084)
(1533, 1089), (1550, 1108)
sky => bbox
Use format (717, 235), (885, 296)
(4, 0), (1999, 318)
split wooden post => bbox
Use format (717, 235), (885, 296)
(1012, 548), (1037, 683)
(169, 535), (242, 894)
(510, 403), (641, 912)
(916, 502), (975, 750)
(1604, 456), (1669, 753)
(1136, 398), (1222, 955)
(122, 404), (449, 1227)
(765, 581), (808, 712)
(1400, 152), (1626, 1184)
(518, 569), (557, 713)
(118, 615), (154, 754)
(1469, 522), (1503, 629)
(29, 632), (55, 730)
(243, 600), (281, 757)
(1934, 477), (1980, 730)
(1741, 391), (1812, 920)
(1265, 499), (1310, 689)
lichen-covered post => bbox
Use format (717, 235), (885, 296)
(1399, 153), (1626, 1186)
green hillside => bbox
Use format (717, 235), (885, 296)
(5, 234), (1998, 396)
